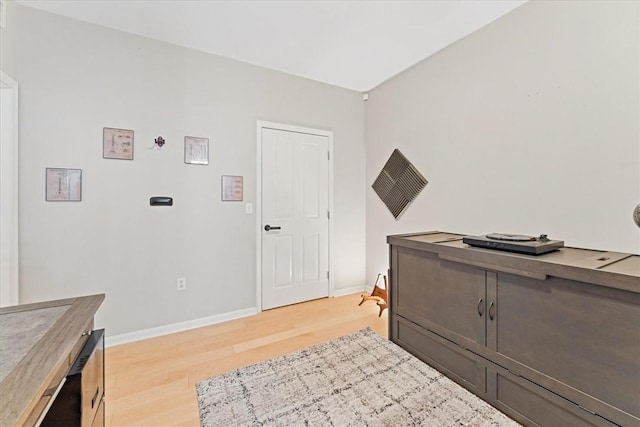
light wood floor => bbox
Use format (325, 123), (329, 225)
(105, 293), (388, 426)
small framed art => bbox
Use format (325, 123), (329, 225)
(46, 168), (82, 201)
(221, 175), (243, 201)
(103, 127), (134, 160)
(184, 136), (209, 165)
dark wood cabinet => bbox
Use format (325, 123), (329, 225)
(394, 248), (486, 347)
(388, 231), (640, 427)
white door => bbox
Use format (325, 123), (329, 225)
(261, 127), (329, 310)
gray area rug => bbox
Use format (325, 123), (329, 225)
(196, 328), (521, 426)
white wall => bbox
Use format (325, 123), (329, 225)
(0, 0), (20, 307)
(366, 0), (640, 284)
(0, 0), (17, 77)
(16, 6), (366, 337)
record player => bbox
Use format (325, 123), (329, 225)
(462, 233), (564, 255)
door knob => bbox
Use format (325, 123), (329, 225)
(264, 225), (282, 231)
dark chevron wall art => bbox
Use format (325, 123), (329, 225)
(372, 149), (428, 219)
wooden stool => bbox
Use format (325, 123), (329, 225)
(359, 274), (388, 317)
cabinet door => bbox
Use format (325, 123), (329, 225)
(488, 273), (640, 425)
(487, 367), (618, 427)
(91, 397), (105, 427)
(393, 316), (487, 396)
(392, 246), (486, 348)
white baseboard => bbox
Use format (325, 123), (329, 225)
(332, 284), (367, 297)
(105, 287), (369, 347)
(105, 306), (258, 347)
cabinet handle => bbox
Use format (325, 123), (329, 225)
(489, 301), (495, 320)
(91, 386), (100, 409)
(477, 298), (484, 316)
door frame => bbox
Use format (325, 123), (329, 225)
(256, 121), (334, 312)
(0, 70), (19, 307)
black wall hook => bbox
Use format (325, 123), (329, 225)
(154, 136), (165, 148)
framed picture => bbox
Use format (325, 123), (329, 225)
(46, 168), (82, 201)
(103, 127), (134, 160)
(184, 136), (209, 165)
(221, 175), (243, 201)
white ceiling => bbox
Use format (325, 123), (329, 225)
(17, 0), (526, 92)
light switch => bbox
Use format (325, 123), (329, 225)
(245, 203), (253, 214)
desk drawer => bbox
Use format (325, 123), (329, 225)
(41, 329), (105, 427)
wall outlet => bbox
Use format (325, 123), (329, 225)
(176, 277), (186, 291)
